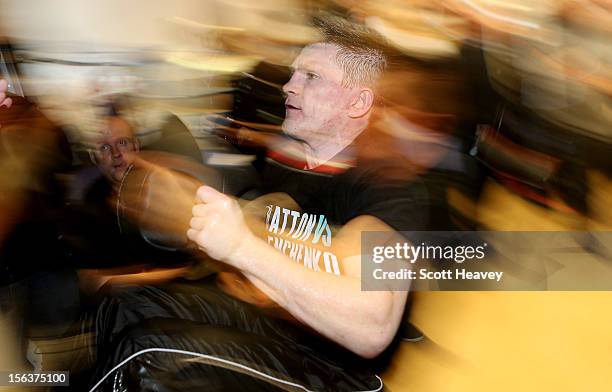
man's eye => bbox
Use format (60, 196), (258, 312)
(306, 72), (319, 80)
(119, 138), (129, 146)
(99, 144), (111, 153)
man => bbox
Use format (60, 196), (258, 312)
(68, 108), (146, 270)
(87, 17), (429, 391)
(187, 31), (409, 357)
(75, 108), (197, 281)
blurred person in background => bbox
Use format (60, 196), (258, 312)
(0, 75), (80, 370)
(62, 102), (145, 273)
(65, 102), (194, 288)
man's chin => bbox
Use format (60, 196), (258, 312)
(281, 125), (308, 145)
(280, 122), (292, 135)
(112, 168), (127, 183)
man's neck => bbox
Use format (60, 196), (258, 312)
(304, 123), (367, 170)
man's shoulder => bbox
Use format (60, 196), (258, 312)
(340, 158), (428, 197)
(332, 159), (431, 231)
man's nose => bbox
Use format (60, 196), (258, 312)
(282, 74), (300, 96)
(111, 145), (122, 158)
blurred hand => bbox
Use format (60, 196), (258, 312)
(187, 186), (253, 264)
(217, 271), (277, 308)
(78, 267), (190, 295)
(0, 79), (13, 109)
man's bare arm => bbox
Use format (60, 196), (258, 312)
(188, 186), (408, 358)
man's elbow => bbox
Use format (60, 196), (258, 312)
(351, 296), (399, 358)
(351, 324), (397, 359)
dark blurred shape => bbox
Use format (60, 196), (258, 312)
(0, 85), (78, 370)
(232, 62), (289, 126)
(146, 113), (203, 163)
(0, 94), (72, 285)
(473, 124), (561, 189)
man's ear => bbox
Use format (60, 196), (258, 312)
(133, 137), (140, 152)
(348, 88), (374, 118)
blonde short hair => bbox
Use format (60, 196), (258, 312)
(313, 15), (388, 89)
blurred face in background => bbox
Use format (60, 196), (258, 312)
(94, 117), (139, 183)
(282, 43), (358, 149)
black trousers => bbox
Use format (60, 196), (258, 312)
(91, 277), (385, 392)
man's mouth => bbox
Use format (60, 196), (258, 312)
(285, 103), (301, 111)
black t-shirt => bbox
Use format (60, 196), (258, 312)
(260, 156), (430, 232)
(256, 153), (431, 278)
(257, 153), (430, 370)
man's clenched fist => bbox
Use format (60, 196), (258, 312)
(187, 186), (253, 264)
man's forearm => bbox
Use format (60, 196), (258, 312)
(230, 233), (403, 358)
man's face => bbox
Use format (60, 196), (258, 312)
(282, 44), (356, 148)
(94, 117), (139, 183)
